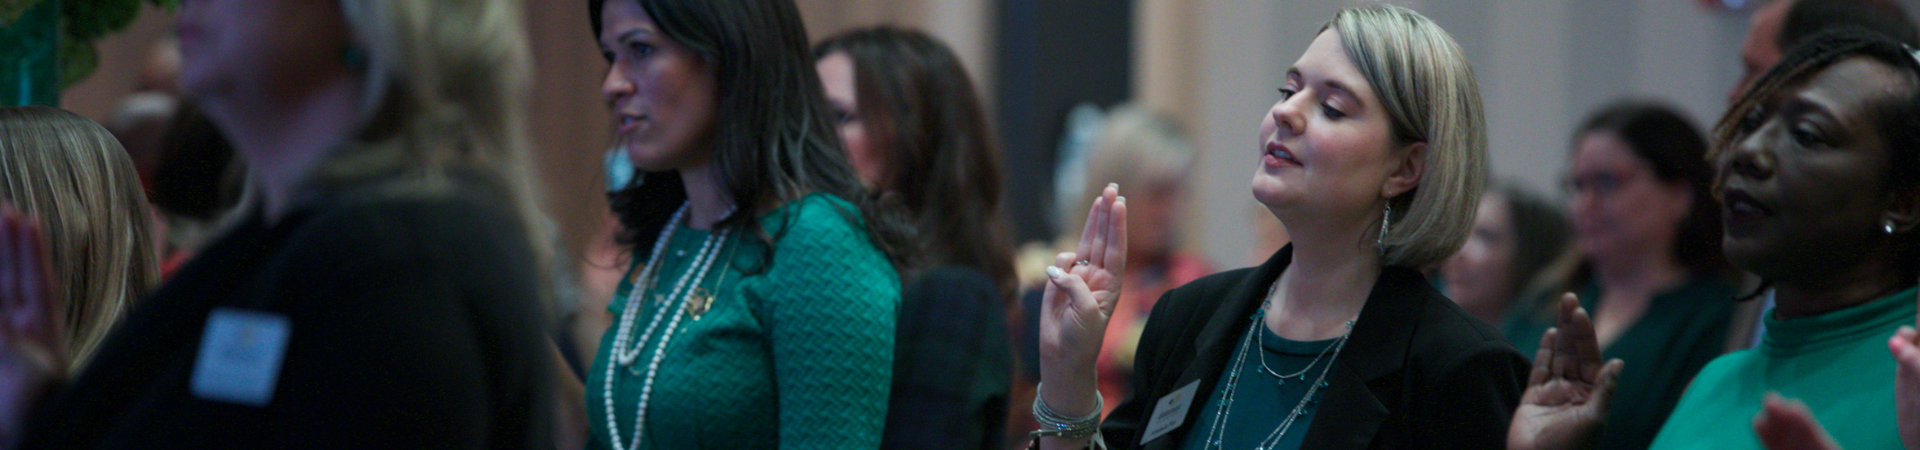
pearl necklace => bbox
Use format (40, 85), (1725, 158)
(1200, 285), (1355, 450)
(602, 203), (732, 450)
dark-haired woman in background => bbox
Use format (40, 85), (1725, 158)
(815, 27), (1016, 450)
(1505, 100), (1737, 450)
(583, 0), (917, 449)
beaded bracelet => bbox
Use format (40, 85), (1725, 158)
(1030, 383), (1103, 440)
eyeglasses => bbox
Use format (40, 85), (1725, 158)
(1563, 171), (1645, 197)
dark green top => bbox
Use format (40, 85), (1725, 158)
(1502, 277), (1735, 450)
(1648, 286), (1917, 450)
(1180, 310), (1338, 450)
(587, 194), (899, 450)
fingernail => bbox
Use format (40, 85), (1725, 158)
(1046, 266), (1065, 280)
(1108, 182), (1118, 190)
(1117, 196), (1127, 204)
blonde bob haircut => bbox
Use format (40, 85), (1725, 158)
(1325, 4), (1487, 269)
(318, 0), (555, 301)
(0, 106), (159, 372)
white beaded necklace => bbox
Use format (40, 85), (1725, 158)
(602, 203), (732, 450)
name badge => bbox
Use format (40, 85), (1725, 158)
(191, 307), (292, 407)
(1141, 379), (1202, 444)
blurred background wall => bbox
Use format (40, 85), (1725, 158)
(56, 0), (1920, 268)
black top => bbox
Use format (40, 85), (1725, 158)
(884, 265), (1011, 450)
(22, 177), (553, 449)
(1099, 246), (1528, 450)
(1502, 278), (1735, 450)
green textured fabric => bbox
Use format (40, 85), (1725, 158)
(1647, 286), (1916, 450)
(587, 194), (900, 450)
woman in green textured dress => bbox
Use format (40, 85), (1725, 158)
(581, 0), (918, 449)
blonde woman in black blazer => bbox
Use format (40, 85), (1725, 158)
(1031, 6), (1527, 450)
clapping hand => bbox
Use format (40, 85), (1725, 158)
(1508, 293), (1624, 450)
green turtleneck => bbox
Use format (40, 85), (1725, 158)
(1648, 286), (1916, 450)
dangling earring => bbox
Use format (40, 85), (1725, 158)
(1378, 202), (1393, 248)
(1885, 218), (1898, 235)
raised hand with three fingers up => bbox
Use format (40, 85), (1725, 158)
(1509, 293), (1626, 450)
(1036, 183), (1127, 450)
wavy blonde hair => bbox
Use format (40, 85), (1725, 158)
(312, 0), (556, 306)
(1326, 5), (1487, 269)
(0, 106), (159, 372)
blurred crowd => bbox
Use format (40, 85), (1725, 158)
(2, 0), (1920, 449)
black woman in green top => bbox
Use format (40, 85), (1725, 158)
(1511, 28), (1920, 450)
(583, 0), (918, 448)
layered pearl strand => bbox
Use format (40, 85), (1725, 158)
(602, 203), (732, 450)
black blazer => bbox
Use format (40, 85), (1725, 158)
(1099, 246), (1528, 450)
(22, 177), (553, 449)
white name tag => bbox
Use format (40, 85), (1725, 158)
(191, 308), (291, 407)
(1141, 379), (1202, 444)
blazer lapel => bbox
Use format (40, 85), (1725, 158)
(1296, 267), (1425, 450)
(1141, 247), (1292, 450)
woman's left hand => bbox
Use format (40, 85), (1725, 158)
(1508, 293), (1622, 450)
(1892, 324), (1920, 450)
(1753, 393), (1842, 450)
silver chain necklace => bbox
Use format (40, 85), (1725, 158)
(1200, 281), (1357, 450)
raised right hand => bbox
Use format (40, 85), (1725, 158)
(1508, 293), (1623, 450)
(1036, 184), (1127, 419)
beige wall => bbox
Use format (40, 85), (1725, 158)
(796, 0), (997, 103)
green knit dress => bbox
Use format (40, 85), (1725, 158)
(587, 194), (900, 450)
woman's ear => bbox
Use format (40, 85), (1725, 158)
(1883, 185), (1920, 234)
(1382, 141), (1427, 198)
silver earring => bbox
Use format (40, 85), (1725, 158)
(1885, 219), (1898, 235)
(1378, 202), (1393, 247)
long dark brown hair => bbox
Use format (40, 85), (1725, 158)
(590, 0), (917, 271)
(814, 27), (1015, 301)
(1574, 100), (1734, 281)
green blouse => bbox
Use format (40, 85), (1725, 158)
(587, 194), (900, 450)
(1647, 286), (1917, 450)
(1179, 313), (1338, 450)
(1502, 278), (1735, 450)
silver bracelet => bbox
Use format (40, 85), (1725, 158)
(1031, 383), (1103, 440)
